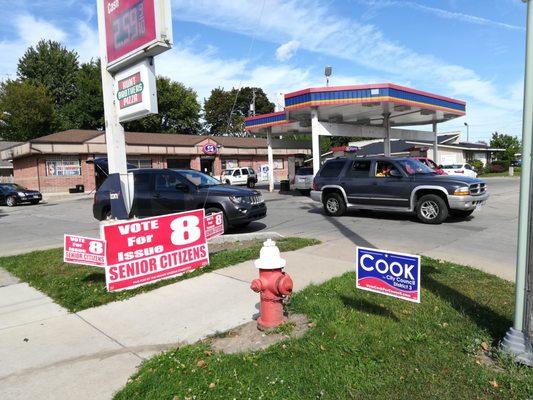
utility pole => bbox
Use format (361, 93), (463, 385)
(501, 0), (533, 366)
(464, 122), (469, 143)
(250, 89), (256, 117)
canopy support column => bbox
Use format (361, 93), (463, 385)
(432, 122), (439, 164)
(311, 107), (320, 175)
(267, 128), (274, 192)
(384, 113), (391, 157)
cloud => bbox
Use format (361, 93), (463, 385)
(275, 40), (300, 62)
(15, 14), (67, 45)
(357, 0), (525, 31)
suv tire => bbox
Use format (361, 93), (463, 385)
(416, 194), (448, 224)
(246, 178), (256, 188)
(323, 192), (346, 216)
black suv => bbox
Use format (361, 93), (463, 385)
(93, 169), (266, 229)
(311, 157), (489, 224)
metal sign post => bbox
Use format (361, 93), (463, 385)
(501, 0), (533, 365)
(96, 0), (172, 219)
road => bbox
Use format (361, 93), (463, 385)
(0, 177), (519, 280)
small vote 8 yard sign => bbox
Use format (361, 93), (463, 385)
(102, 209), (209, 292)
(356, 247), (420, 303)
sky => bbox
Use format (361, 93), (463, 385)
(0, 0), (528, 142)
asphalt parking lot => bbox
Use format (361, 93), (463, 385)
(0, 177), (519, 280)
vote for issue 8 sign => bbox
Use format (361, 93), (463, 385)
(102, 209), (209, 292)
(356, 247), (421, 303)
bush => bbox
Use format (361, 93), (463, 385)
(469, 159), (484, 173)
(486, 160), (510, 173)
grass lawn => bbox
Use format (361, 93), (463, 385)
(115, 258), (533, 400)
(0, 237), (319, 312)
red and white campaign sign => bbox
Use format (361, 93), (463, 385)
(102, 209), (209, 292)
(64, 235), (106, 267)
(204, 212), (224, 240)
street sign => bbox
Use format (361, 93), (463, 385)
(114, 59), (157, 122)
(204, 212), (224, 240)
(64, 235), (107, 267)
(356, 247), (421, 303)
(101, 209), (209, 292)
(104, 0), (173, 71)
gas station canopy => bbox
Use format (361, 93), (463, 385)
(245, 83), (465, 134)
(244, 83), (466, 191)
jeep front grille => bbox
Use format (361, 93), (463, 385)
(469, 183), (486, 195)
(250, 195), (264, 204)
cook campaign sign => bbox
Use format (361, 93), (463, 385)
(102, 209), (209, 292)
(356, 247), (420, 303)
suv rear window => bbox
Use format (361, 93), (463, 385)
(320, 161), (346, 178)
(346, 160), (371, 177)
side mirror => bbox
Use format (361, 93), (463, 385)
(389, 169), (402, 178)
(175, 183), (189, 192)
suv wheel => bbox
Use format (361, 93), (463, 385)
(323, 192), (346, 216)
(246, 179), (256, 188)
(6, 196), (17, 207)
(416, 194), (448, 224)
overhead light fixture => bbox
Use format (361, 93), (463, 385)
(394, 105), (411, 112)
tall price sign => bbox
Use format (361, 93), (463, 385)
(103, 0), (173, 71)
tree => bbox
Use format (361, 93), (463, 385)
(62, 60), (104, 130)
(0, 80), (57, 141)
(17, 40), (79, 107)
(490, 132), (521, 162)
(124, 77), (201, 134)
(204, 87), (274, 135)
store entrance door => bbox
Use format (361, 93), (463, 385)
(200, 157), (214, 175)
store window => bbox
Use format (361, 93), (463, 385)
(127, 159), (152, 168)
(222, 159), (238, 169)
(46, 159), (81, 176)
(274, 158), (284, 170)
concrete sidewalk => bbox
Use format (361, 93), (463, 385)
(0, 239), (355, 400)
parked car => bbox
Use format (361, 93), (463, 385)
(511, 160), (522, 167)
(93, 169), (266, 230)
(220, 167), (257, 188)
(0, 183), (42, 207)
(411, 157), (446, 175)
(291, 167), (314, 194)
(441, 163), (477, 178)
(310, 157), (488, 224)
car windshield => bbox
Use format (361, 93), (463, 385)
(442, 164), (463, 169)
(222, 170), (233, 176)
(2, 183), (27, 190)
(178, 170), (221, 187)
(397, 159), (435, 175)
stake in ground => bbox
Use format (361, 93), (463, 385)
(116, 258), (533, 400)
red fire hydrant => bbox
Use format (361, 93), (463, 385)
(251, 239), (293, 331)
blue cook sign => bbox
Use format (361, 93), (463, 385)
(356, 247), (420, 303)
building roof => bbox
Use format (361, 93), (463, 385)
(31, 130), (102, 144)
(0, 141), (23, 168)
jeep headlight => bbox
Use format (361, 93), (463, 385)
(229, 196), (249, 204)
(453, 187), (470, 196)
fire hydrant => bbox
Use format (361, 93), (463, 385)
(250, 239), (293, 331)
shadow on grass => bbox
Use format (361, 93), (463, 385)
(82, 272), (105, 284)
(340, 295), (400, 322)
(423, 264), (511, 339)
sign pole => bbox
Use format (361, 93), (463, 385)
(501, 0), (533, 365)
